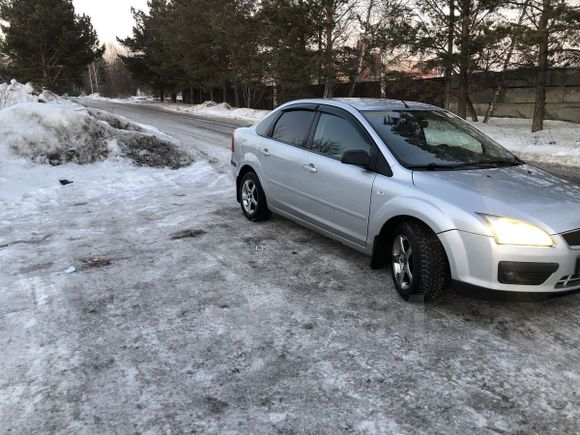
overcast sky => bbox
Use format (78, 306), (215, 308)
(73, 0), (149, 43)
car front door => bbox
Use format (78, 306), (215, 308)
(293, 107), (377, 246)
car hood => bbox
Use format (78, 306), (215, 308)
(412, 164), (580, 235)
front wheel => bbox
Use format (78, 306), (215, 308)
(390, 221), (449, 302)
(239, 171), (271, 221)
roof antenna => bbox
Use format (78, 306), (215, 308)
(400, 99), (410, 109)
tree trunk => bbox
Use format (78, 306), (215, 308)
(210, 88), (214, 102)
(223, 82), (228, 104)
(467, 95), (478, 122)
(318, 28), (324, 85)
(160, 89), (164, 102)
(171, 92), (177, 103)
(88, 65), (94, 94)
(234, 82), (240, 107)
(323, 4), (334, 98)
(457, 0), (471, 119)
(380, 52), (387, 97)
(444, 0), (455, 110)
(484, 0), (529, 123)
(349, 0), (375, 98)
(532, 0), (550, 132)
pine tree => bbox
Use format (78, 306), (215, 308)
(0, 0), (103, 92)
(411, 0), (508, 119)
(118, 0), (181, 101)
(314, 0), (359, 97)
(258, 0), (320, 103)
(517, 0), (579, 131)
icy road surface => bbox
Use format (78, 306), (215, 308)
(1, 100), (580, 433)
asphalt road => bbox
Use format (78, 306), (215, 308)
(3, 99), (577, 433)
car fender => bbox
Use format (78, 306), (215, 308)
(369, 195), (458, 242)
(238, 152), (269, 195)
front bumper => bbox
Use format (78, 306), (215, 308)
(439, 230), (580, 293)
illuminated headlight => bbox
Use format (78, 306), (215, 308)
(479, 214), (554, 247)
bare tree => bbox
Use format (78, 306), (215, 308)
(349, 0), (376, 96)
(318, 0), (360, 98)
(483, 0), (530, 123)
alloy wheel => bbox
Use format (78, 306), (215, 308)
(241, 179), (258, 215)
(392, 234), (414, 290)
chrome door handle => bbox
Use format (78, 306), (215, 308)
(261, 148), (270, 157)
(303, 163), (317, 173)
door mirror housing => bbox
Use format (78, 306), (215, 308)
(341, 150), (371, 168)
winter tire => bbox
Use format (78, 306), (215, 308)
(239, 171), (271, 221)
(390, 221), (449, 301)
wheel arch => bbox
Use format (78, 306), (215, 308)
(370, 214), (451, 271)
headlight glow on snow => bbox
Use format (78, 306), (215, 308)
(479, 214), (554, 247)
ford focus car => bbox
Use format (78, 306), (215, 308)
(230, 98), (580, 301)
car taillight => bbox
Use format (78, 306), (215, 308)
(231, 134), (236, 153)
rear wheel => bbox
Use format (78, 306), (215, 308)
(390, 221), (449, 301)
(239, 171), (271, 221)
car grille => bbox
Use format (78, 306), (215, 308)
(562, 229), (580, 247)
(555, 274), (580, 289)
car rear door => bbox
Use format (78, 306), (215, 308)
(256, 106), (317, 213)
(292, 106), (378, 246)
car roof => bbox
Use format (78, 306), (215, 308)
(285, 98), (440, 112)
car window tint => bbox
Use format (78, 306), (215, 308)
(271, 110), (315, 146)
(311, 113), (371, 159)
(255, 110), (280, 136)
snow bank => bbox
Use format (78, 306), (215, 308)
(0, 80), (39, 108)
(144, 100), (268, 123)
(472, 118), (580, 168)
(184, 101), (268, 124)
(81, 94), (269, 124)
(0, 103), (192, 168)
(0, 79), (70, 109)
(85, 93), (156, 104)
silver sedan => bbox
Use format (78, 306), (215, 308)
(231, 98), (580, 301)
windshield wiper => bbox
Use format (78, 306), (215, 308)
(408, 159), (524, 171)
(407, 163), (473, 171)
(475, 159), (524, 168)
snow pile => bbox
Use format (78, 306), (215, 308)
(0, 103), (193, 168)
(84, 93), (156, 104)
(0, 79), (71, 109)
(166, 100), (268, 124)
(0, 80), (39, 108)
(472, 118), (580, 167)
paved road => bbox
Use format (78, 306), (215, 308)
(11, 99), (571, 433)
(80, 100), (242, 169)
(81, 99), (580, 185)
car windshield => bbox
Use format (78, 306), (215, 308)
(362, 110), (522, 170)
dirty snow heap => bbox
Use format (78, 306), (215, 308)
(0, 80), (192, 168)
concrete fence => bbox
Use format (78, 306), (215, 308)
(179, 67), (580, 123)
(447, 68), (580, 123)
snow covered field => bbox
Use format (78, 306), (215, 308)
(471, 118), (580, 168)
(2, 84), (580, 432)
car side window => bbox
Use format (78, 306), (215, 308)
(271, 110), (315, 147)
(311, 113), (372, 160)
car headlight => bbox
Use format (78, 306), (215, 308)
(479, 214), (554, 247)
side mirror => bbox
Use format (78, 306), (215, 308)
(341, 150), (370, 168)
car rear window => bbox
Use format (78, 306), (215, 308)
(255, 110), (279, 136)
(271, 110), (315, 147)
